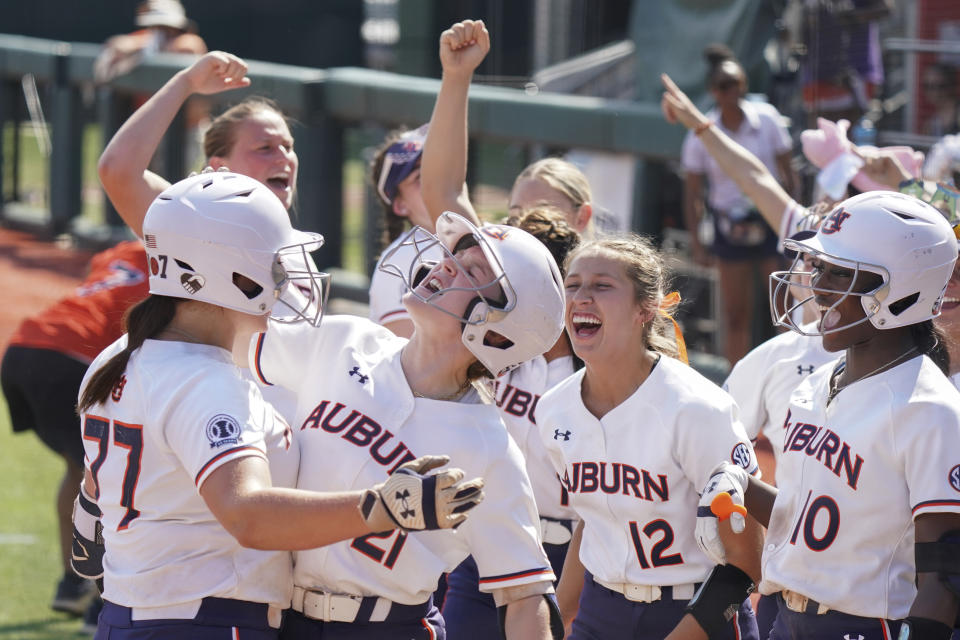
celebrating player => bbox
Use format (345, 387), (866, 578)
(420, 19), (604, 239)
(698, 191), (960, 639)
(98, 51), (296, 236)
(74, 172), (482, 640)
(249, 212), (567, 640)
(535, 234), (761, 640)
(98, 50), (316, 421)
(441, 206), (582, 640)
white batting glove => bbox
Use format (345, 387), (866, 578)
(695, 462), (749, 565)
(359, 455), (485, 532)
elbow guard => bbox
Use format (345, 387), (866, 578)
(71, 485), (105, 581)
(685, 564), (755, 637)
(915, 530), (960, 597)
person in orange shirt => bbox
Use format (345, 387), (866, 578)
(0, 241), (149, 619)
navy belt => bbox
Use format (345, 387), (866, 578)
(100, 597), (280, 629)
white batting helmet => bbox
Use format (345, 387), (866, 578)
(143, 171), (326, 324)
(770, 191), (957, 335)
(380, 212), (565, 377)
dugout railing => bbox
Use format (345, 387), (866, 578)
(0, 33), (685, 260)
(0, 34), (729, 360)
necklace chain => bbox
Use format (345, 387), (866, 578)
(828, 345), (919, 403)
(412, 385), (468, 402)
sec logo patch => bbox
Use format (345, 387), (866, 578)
(731, 443), (752, 469)
(950, 464), (960, 493)
(206, 414), (242, 449)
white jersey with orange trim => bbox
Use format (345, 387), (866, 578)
(79, 336), (298, 611)
(368, 235), (442, 327)
(760, 354), (960, 619)
(723, 324), (833, 462)
(494, 355), (579, 521)
(250, 316), (554, 605)
(537, 356), (759, 587)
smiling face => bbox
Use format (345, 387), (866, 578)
(809, 256), (884, 352)
(210, 109), (298, 210)
(563, 249), (649, 363)
(405, 235), (504, 338)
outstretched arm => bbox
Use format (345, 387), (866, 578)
(98, 51), (250, 237)
(662, 73), (796, 233)
(420, 20), (488, 226)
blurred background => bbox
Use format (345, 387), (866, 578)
(0, 2), (958, 634)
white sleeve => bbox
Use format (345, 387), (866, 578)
(163, 376), (271, 489)
(368, 264), (410, 326)
(681, 130), (707, 174)
(777, 200), (809, 252)
(895, 401), (960, 518)
(674, 396), (759, 491)
(723, 347), (772, 442)
(461, 431), (555, 592)
(535, 388), (572, 479)
(248, 318), (327, 396)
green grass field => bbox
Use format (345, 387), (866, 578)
(0, 396), (90, 639)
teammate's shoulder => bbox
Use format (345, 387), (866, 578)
(657, 356), (727, 398)
(539, 367), (585, 405)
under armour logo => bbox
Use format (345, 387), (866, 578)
(843, 634), (864, 640)
(554, 429), (571, 441)
(349, 366), (369, 384)
(797, 364), (815, 375)
(396, 489), (415, 519)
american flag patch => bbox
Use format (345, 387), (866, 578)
(145, 234), (157, 249)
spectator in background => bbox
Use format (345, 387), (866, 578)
(921, 62), (960, 137)
(682, 44), (798, 365)
(0, 241), (149, 627)
(94, 0), (208, 170)
(94, 0), (206, 84)
(800, 0), (891, 126)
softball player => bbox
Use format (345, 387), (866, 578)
(73, 173), (480, 640)
(442, 207), (582, 640)
(98, 49), (319, 422)
(367, 124), (448, 338)
(420, 20), (603, 240)
(699, 191), (960, 639)
(535, 234), (760, 640)
(250, 212), (567, 640)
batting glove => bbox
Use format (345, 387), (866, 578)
(359, 455), (485, 532)
(71, 483), (105, 582)
(695, 462), (749, 565)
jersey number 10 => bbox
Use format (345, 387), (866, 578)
(789, 490), (840, 551)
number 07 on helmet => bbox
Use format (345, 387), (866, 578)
(142, 171), (329, 325)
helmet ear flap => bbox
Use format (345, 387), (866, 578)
(461, 296), (490, 331)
